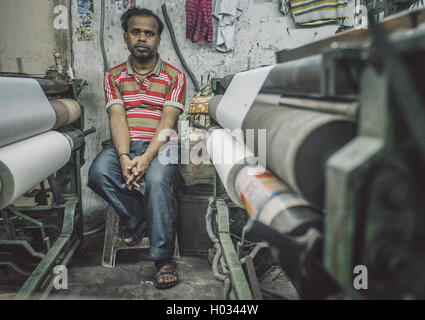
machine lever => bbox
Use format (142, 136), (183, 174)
(83, 127), (96, 136)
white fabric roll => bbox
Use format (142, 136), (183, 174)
(0, 131), (72, 209)
(235, 165), (309, 224)
(206, 129), (257, 208)
(215, 66), (273, 131)
(0, 77), (56, 147)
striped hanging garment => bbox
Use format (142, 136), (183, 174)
(279, 0), (349, 26)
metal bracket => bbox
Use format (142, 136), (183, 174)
(216, 199), (253, 300)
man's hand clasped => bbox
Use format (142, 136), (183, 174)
(119, 154), (152, 191)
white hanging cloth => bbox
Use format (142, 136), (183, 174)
(213, 0), (243, 52)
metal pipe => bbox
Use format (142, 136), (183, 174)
(8, 206), (50, 251)
(0, 261), (31, 277)
(61, 129), (84, 151)
(252, 93), (359, 119)
(245, 256), (263, 300)
(209, 93), (359, 124)
(240, 226), (247, 247)
(240, 242), (268, 265)
(236, 225), (248, 257)
(0, 240), (45, 260)
(277, 95), (359, 118)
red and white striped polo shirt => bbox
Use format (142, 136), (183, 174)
(104, 55), (186, 141)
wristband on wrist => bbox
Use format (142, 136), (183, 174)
(118, 153), (130, 159)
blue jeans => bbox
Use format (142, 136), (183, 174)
(88, 139), (179, 261)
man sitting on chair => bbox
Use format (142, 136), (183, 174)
(88, 8), (185, 290)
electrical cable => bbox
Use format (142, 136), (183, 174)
(69, 0), (74, 67)
(100, 0), (109, 73)
(205, 197), (232, 299)
(161, 4), (200, 92)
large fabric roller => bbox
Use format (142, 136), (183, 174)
(205, 128), (257, 208)
(0, 131), (72, 210)
(0, 77), (56, 147)
(208, 65), (357, 207)
(50, 99), (82, 129)
(242, 103), (356, 208)
(0, 77), (81, 148)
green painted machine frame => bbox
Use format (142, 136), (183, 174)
(215, 199), (253, 300)
(211, 171), (272, 300)
(212, 172), (253, 300)
(324, 20), (425, 299)
(0, 79), (87, 299)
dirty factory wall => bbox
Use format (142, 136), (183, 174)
(71, 0), (354, 219)
(0, 0), (72, 75)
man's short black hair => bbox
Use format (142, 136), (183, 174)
(121, 8), (164, 35)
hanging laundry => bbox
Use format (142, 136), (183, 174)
(213, 0), (243, 53)
(410, 0), (425, 10)
(186, 0), (213, 43)
(279, 0), (349, 26)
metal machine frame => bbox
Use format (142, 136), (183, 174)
(0, 79), (88, 299)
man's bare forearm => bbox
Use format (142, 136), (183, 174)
(108, 104), (130, 156)
(108, 104), (135, 188)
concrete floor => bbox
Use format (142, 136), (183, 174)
(47, 229), (299, 300)
(48, 231), (224, 300)
(1, 207), (299, 300)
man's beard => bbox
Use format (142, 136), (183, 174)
(130, 45), (156, 61)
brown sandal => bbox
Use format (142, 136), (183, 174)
(154, 260), (179, 290)
(121, 221), (147, 246)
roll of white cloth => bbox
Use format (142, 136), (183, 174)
(0, 131), (72, 209)
(0, 77), (56, 147)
